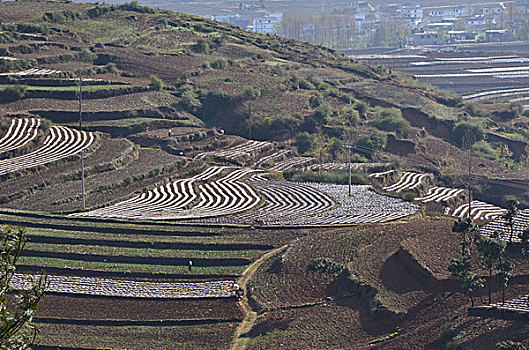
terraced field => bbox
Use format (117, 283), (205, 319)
(195, 140), (272, 161)
(480, 209), (529, 242)
(0, 125), (95, 176)
(451, 200), (507, 221)
(415, 186), (465, 203)
(0, 117), (40, 154)
(383, 171), (429, 193)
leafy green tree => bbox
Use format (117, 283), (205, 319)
(0, 225), (47, 349)
(477, 233), (506, 304)
(448, 256), (483, 307)
(294, 132), (314, 155)
(179, 85), (202, 113)
(518, 228), (529, 255)
(452, 122), (484, 149)
(496, 258), (514, 305)
(452, 217), (478, 257)
(356, 130), (387, 152)
(243, 87), (261, 139)
(313, 134), (331, 171)
(503, 199), (519, 242)
(369, 107), (411, 138)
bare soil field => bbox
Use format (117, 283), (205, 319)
(36, 294), (241, 321)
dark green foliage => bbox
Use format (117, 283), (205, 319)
(295, 132), (315, 154)
(298, 79), (315, 90)
(496, 340), (527, 350)
(357, 101), (368, 117)
(194, 38), (210, 54)
(477, 234), (507, 304)
(312, 103), (333, 124)
(369, 108), (412, 138)
(211, 58), (228, 69)
(118, 1), (155, 13)
(179, 85), (202, 112)
(0, 225), (47, 349)
(518, 228), (529, 255)
(356, 130), (387, 152)
(342, 107), (360, 126)
(449, 217), (483, 307)
(496, 258), (514, 304)
(448, 256), (483, 307)
(496, 102), (524, 121)
(87, 6), (111, 19)
(0, 86), (27, 103)
(309, 94), (323, 108)
(149, 75), (164, 90)
(452, 122), (484, 149)
(307, 257), (344, 274)
(503, 199), (519, 242)
(15, 23), (49, 34)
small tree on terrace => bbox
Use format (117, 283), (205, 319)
(518, 227), (529, 255)
(449, 216), (483, 307)
(243, 87), (261, 139)
(477, 233), (506, 304)
(448, 257), (483, 307)
(0, 225), (47, 348)
(453, 217), (478, 257)
(496, 257), (514, 305)
(503, 198), (519, 242)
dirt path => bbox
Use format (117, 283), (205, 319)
(231, 245), (288, 350)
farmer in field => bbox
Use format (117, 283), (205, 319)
(188, 260), (193, 271)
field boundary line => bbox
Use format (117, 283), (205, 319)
(231, 245), (288, 350)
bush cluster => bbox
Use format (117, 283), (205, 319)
(307, 258), (345, 274)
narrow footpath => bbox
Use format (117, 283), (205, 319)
(231, 245), (288, 350)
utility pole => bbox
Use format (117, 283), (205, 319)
(78, 71), (85, 210)
(343, 143), (355, 196)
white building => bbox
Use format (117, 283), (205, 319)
(406, 31), (445, 46)
(252, 12), (283, 34)
(424, 5), (469, 19)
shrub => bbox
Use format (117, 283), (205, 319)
(298, 79), (315, 90)
(312, 102), (333, 124)
(105, 63), (119, 74)
(0, 85), (27, 103)
(343, 107), (360, 126)
(452, 122), (484, 149)
(295, 132), (315, 154)
(307, 258), (344, 274)
(40, 118), (52, 133)
(180, 86), (202, 112)
(194, 38), (210, 54)
(309, 94), (323, 109)
(357, 130), (387, 152)
(496, 102), (524, 121)
(370, 107), (412, 138)
(317, 82), (332, 91)
(211, 58), (228, 69)
(357, 101), (368, 116)
(149, 75), (164, 90)
(472, 141), (496, 160)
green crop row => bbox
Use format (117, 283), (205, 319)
(25, 242), (266, 259)
(20, 256), (245, 275)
